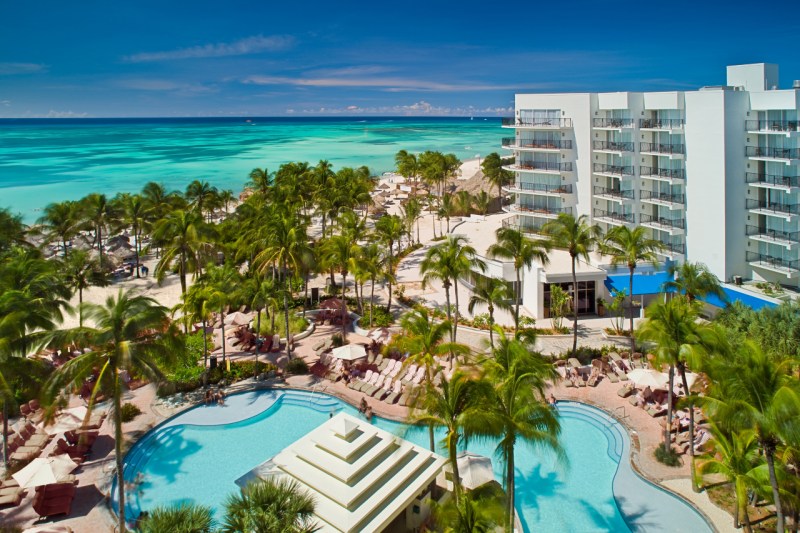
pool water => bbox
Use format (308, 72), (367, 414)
(117, 390), (712, 532)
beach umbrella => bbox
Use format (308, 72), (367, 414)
(319, 298), (345, 311)
(456, 451), (495, 490)
(48, 405), (91, 433)
(224, 311), (252, 326)
(378, 183), (391, 190)
(331, 344), (367, 361)
(627, 369), (667, 389)
(13, 456), (78, 489)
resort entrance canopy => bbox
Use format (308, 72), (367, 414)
(243, 413), (446, 533)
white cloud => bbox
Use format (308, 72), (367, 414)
(44, 110), (89, 118)
(114, 78), (216, 94)
(0, 62), (47, 75)
(124, 35), (294, 62)
(242, 75), (522, 92)
(0, 100), (10, 107)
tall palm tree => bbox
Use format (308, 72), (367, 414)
(409, 371), (494, 503)
(700, 342), (800, 533)
(219, 189), (236, 215)
(482, 152), (513, 206)
(375, 214), (405, 313)
(393, 309), (469, 450)
(247, 167), (273, 198)
(395, 149), (420, 195)
(473, 191), (491, 216)
(600, 226), (664, 351)
(185, 180), (219, 222)
(664, 261), (725, 303)
(487, 227), (550, 334)
(430, 482), (506, 533)
(63, 249), (109, 327)
(43, 290), (179, 533)
(421, 235), (486, 348)
(152, 210), (216, 297)
(82, 193), (116, 268)
(205, 264), (241, 367)
(480, 331), (562, 531)
(37, 200), (82, 258)
(137, 502), (215, 533)
(324, 235), (360, 340)
(0, 207), (28, 253)
(175, 283), (215, 369)
(220, 478), (317, 533)
(400, 198), (422, 245)
(544, 213), (601, 355)
(114, 193), (149, 278)
(468, 276), (512, 349)
(438, 193), (456, 234)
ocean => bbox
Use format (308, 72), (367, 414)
(0, 116), (505, 222)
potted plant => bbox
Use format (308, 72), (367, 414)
(596, 297), (607, 317)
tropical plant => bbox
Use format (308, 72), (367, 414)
(204, 264), (241, 366)
(600, 226), (664, 351)
(175, 283), (215, 369)
(438, 193), (456, 234)
(400, 197), (423, 245)
(473, 191), (491, 216)
(185, 180), (220, 221)
(543, 213), (601, 355)
(152, 210), (217, 296)
(323, 234), (359, 341)
(429, 478), (507, 533)
(548, 285), (571, 331)
(0, 207), (28, 254)
(220, 478), (317, 533)
(114, 193), (150, 278)
(488, 227), (550, 334)
(81, 193), (116, 268)
(608, 289), (627, 335)
(136, 502), (215, 533)
(247, 167), (273, 198)
(37, 200), (82, 258)
(375, 214), (405, 312)
(467, 276), (512, 349)
(63, 249), (109, 327)
(664, 261), (725, 303)
(482, 152), (513, 204)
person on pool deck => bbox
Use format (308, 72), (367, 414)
(548, 394), (557, 408)
(359, 397), (368, 414)
(204, 390), (213, 405)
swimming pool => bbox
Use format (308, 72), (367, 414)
(116, 389), (712, 532)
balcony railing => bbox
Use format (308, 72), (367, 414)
(746, 120), (800, 133)
(745, 172), (800, 188)
(640, 118), (685, 129)
(509, 182), (573, 194)
(511, 161), (573, 172)
(593, 118), (634, 128)
(640, 190), (685, 205)
(640, 142), (685, 155)
(746, 252), (800, 273)
(746, 225), (800, 244)
(593, 140), (634, 152)
(593, 163), (634, 177)
(640, 166), (686, 181)
(502, 137), (572, 150)
(640, 213), (685, 229)
(502, 216), (547, 235)
(746, 146), (800, 159)
(661, 242), (686, 255)
(593, 209), (635, 224)
(512, 205), (573, 216)
(593, 186), (635, 200)
(746, 199), (800, 215)
(502, 117), (573, 128)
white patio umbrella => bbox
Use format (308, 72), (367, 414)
(627, 369), (667, 389)
(48, 405), (89, 433)
(224, 311), (251, 326)
(330, 344), (367, 361)
(457, 451), (495, 490)
(12, 456), (78, 489)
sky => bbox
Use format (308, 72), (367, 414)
(2, 0), (799, 118)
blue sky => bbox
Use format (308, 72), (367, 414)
(2, 0), (799, 117)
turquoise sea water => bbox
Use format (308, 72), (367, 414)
(117, 390), (712, 532)
(0, 117), (505, 222)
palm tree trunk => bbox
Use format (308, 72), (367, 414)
(369, 275), (375, 328)
(134, 225), (140, 278)
(113, 376), (126, 533)
(514, 268), (521, 334)
(488, 306), (495, 349)
(679, 366), (698, 491)
(283, 290), (292, 358)
(97, 225), (103, 268)
(432, 212), (437, 240)
(63, 237), (69, 259)
(341, 272), (348, 342)
(79, 287), (84, 328)
(220, 309), (226, 366)
(443, 282), (453, 345)
(765, 444), (785, 532)
(506, 442), (515, 533)
(385, 245), (394, 313)
(2, 401), (8, 468)
(255, 309), (262, 378)
(453, 280), (461, 347)
(179, 253), (187, 297)
(628, 267), (636, 353)
(571, 255), (579, 355)
(449, 434), (462, 504)
(665, 365), (674, 451)
(446, 216), (450, 234)
(202, 319), (208, 369)
(303, 272), (309, 317)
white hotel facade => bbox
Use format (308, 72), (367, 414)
(495, 63), (800, 318)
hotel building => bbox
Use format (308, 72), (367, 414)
(495, 63), (800, 318)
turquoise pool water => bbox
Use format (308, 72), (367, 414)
(117, 390), (712, 532)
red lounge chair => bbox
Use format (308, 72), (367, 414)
(32, 488), (75, 518)
(53, 438), (90, 460)
(65, 429), (98, 447)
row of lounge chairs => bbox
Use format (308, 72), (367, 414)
(7, 421), (53, 462)
(347, 359), (426, 406)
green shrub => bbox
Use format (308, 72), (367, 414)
(120, 403), (142, 423)
(364, 305), (394, 327)
(258, 314), (308, 338)
(331, 334), (344, 348)
(285, 358), (309, 375)
(655, 443), (681, 467)
(471, 313), (491, 329)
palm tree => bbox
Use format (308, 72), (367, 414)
(473, 191), (491, 216)
(82, 193), (116, 268)
(239, 274), (279, 353)
(409, 371), (494, 503)
(455, 190), (473, 217)
(247, 167), (273, 198)
(205, 264), (241, 367)
(543, 213), (601, 356)
(219, 189), (236, 215)
(696, 425), (763, 532)
(152, 210), (216, 297)
(487, 227), (550, 334)
(400, 198), (422, 245)
(220, 478), (317, 533)
(37, 200), (82, 258)
(600, 226), (664, 351)
(114, 193), (150, 277)
(375, 214), (405, 313)
(176, 283), (215, 369)
(438, 193), (456, 234)
(0, 207), (28, 253)
(353, 242), (382, 323)
(324, 235), (360, 341)
(468, 276), (512, 349)
(137, 502), (215, 533)
(701, 341), (800, 533)
(481, 331), (562, 531)
(421, 235), (486, 348)
(63, 249), (109, 327)
(395, 149), (420, 194)
(393, 309), (469, 450)
(430, 482), (506, 533)
(185, 180), (219, 221)
(664, 261), (725, 303)
(43, 290), (179, 533)
(481, 152), (513, 205)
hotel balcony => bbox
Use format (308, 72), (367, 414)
(501, 117), (573, 129)
(640, 190), (685, 209)
(746, 225), (800, 249)
(504, 182), (573, 196)
(746, 146), (800, 164)
(593, 186), (635, 203)
(640, 142), (685, 158)
(504, 161), (573, 175)
(593, 163), (634, 179)
(593, 209), (634, 226)
(745, 172), (800, 191)
(746, 120), (800, 135)
(592, 118), (635, 131)
(659, 241), (686, 258)
(746, 199), (800, 219)
(502, 215), (548, 237)
(640, 213), (686, 235)
(502, 204), (573, 218)
(593, 140), (634, 154)
(640, 166), (686, 184)
(639, 118), (685, 132)
(747, 251), (800, 277)
(501, 137), (573, 152)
